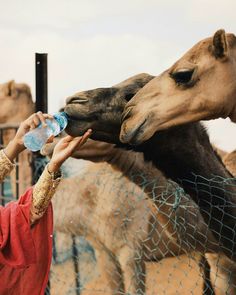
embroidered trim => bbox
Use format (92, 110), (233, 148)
(31, 164), (61, 220)
(0, 149), (15, 183)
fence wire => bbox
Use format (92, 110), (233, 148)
(1, 126), (236, 295)
(49, 158), (236, 295)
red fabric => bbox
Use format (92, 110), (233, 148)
(0, 188), (53, 295)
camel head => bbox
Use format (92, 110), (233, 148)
(120, 29), (236, 144)
(0, 80), (35, 123)
(64, 73), (154, 143)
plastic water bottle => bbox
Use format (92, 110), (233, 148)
(23, 112), (68, 152)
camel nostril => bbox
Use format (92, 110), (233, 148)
(121, 107), (133, 122)
(66, 96), (89, 105)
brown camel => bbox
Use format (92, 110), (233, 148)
(119, 29), (236, 145)
(0, 80), (34, 124)
(0, 80), (35, 195)
(43, 139), (215, 295)
(64, 73), (236, 294)
(43, 139), (236, 295)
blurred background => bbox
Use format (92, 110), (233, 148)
(0, 0), (236, 151)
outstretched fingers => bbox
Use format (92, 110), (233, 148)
(69, 129), (92, 151)
(60, 129), (92, 154)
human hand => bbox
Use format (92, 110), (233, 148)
(48, 129), (92, 173)
(4, 112), (53, 162)
(13, 112), (53, 150)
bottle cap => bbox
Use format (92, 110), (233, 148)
(53, 112), (68, 132)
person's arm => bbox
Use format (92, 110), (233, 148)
(0, 112), (53, 183)
(30, 164), (62, 224)
(0, 111), (91, 224)
(30, 131), (92, 225)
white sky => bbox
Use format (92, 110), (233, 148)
(0, 0), (236, 151)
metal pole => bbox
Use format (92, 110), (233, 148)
(35, 53), (48, 113)
(33, 53), (49, 185)
(35, 53), (50, 295)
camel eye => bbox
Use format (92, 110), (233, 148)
(170, 69), (194, 85)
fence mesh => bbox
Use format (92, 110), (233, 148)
(49, 157), (236, 295)
(1, 125), (236, 295)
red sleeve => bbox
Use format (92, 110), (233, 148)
(0, 188), (53, 295)
(0, 188), (36, 268)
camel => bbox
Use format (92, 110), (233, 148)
(43, 140), (215, 295)
(0, 80), (34, 124)
(118, 29), (236, 145)
(64, 73), (236, 294)
(0, 80), (35, 196)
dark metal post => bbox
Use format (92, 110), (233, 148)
(32, 53), (49, 185)
(35, 53), (48, 113)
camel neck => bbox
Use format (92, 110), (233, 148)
(136, 123), (231, 182)
(130, 123), (236, 259)
(108, 148), (145, 175)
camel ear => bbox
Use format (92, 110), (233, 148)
(212, 29), (228, 59)
(7, 80), (15, 88)
(6, 80), (15, 96)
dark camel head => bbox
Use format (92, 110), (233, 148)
(64, 73), (154, 143)
(120, 29), (236, 144)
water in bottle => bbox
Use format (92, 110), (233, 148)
(23, 112), (68, 152)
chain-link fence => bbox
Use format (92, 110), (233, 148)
(48, 155), (236, 295)
(1, 125), (236, 295)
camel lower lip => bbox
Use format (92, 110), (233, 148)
(121, 118), (147, 144)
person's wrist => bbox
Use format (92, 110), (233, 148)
(48, 160), (62, 173)
(11, 138), (25, 153)
(4, 139), (25, 162)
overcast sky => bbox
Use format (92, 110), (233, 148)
(1, 0), (236, 151)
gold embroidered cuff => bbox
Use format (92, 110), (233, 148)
(31, 164), (61, 222)
(0, 149), (15, 183)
